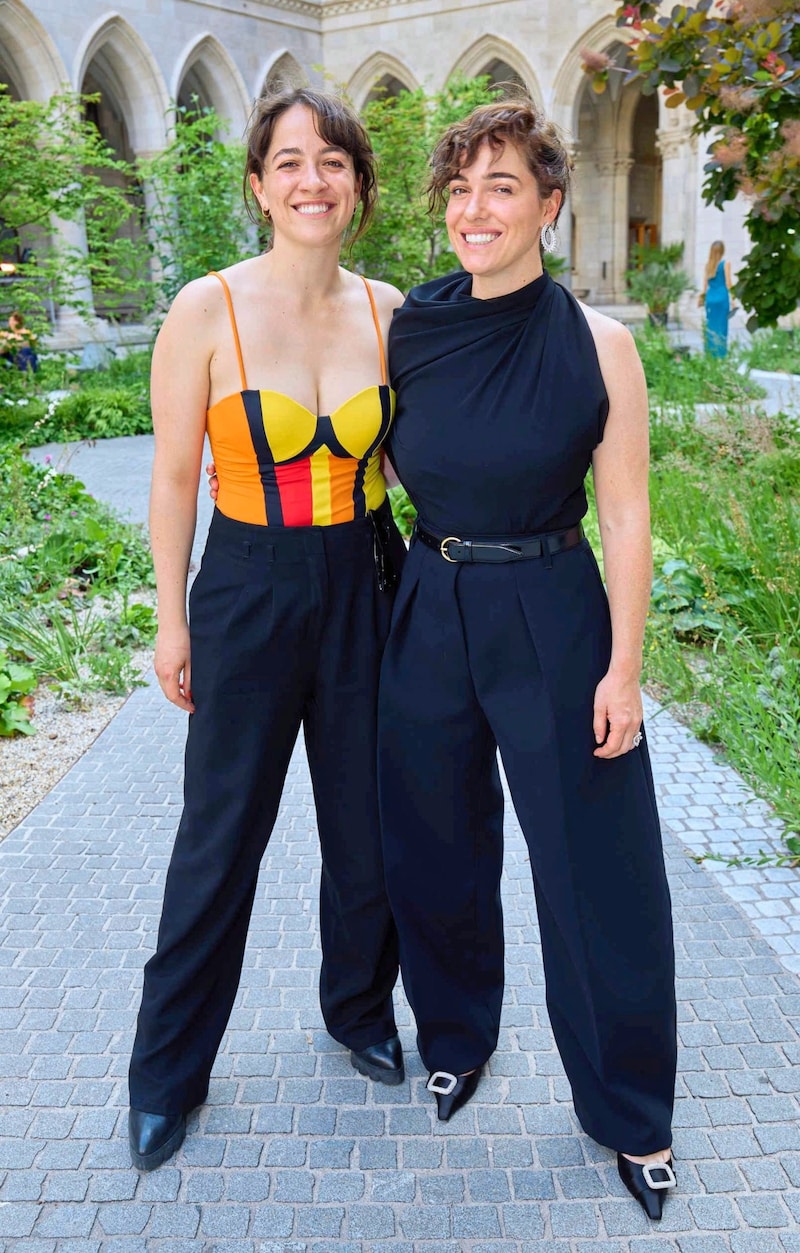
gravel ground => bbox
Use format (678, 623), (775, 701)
(0, 646), (154, 840)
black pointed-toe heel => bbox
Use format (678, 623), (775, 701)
(617, 1153), (677, 1220)
(350, 1034), (405, 1086)
(426, 1068), (482, 1121)
(129, 1108), (187, 1171)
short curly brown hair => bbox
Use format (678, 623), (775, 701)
(428, 95), (571, 224)
(243, 87), (377, 244)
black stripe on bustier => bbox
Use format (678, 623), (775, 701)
(311, 415), (351, 459)
(242, 390), (283, 525)
(363, 385), (393, 459)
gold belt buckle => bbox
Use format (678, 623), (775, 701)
(440, 536), (461, 562)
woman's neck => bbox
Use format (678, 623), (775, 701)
(264, 238), (347, 301)
(470, 256), (545, 301)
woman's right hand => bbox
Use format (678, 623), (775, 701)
(206, 460), (219, 502)
(153, 625), (195, 712)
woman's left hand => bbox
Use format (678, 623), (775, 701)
(592, 669), (644, 758)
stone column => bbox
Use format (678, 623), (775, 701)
(612, 153), (634, 301)
(559, 142), (578, 287)
(49, 215), (97, 348)
(592, 149), (633, 303)
(657, 119), (698, 326)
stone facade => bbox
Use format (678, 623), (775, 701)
(1, 0), (751, 335)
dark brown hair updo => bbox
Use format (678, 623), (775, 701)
(427, 94), (572, 223)
(243, 87), (377, 244)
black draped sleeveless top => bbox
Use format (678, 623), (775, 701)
(386, 270), (609, 537)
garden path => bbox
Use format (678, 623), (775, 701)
(0, 433), (796, 1251)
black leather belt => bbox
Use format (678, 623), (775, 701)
(414, 522), (584, 564)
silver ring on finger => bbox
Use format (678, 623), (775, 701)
(632, 730), (643, 748)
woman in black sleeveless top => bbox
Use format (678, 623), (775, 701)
(379, 98), (677, 1220)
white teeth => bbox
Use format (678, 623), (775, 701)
(296, 204), (331, 215)
(464, 233), (498, 244)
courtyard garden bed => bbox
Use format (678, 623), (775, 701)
(0, 438), (156, 734)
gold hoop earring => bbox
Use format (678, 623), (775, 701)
(261, 205), (271, 222)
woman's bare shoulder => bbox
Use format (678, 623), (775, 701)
(165, 272), (227, 325)
(359, 274), (406, 315)
(575, 303), (648, 408)
(577, 300), (640, 367)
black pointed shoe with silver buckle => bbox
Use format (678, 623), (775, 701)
(350, 1034), (404, 1085)
(129, 1108), (187, 1171)
(426, 1068), (482, 1121)
(617, 1153), (677, 1220)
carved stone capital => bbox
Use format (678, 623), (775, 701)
(656, 128), (694, 161)
(593, 148), (633, 177)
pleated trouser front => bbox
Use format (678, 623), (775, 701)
(378, 535), (677, 1155)
(129, 507), (400, 1116)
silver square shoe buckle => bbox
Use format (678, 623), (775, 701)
(642, 1161), (677, 1190)
(427, 1071), (458, 1095)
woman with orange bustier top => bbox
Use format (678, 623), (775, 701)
(128, 88), (406, 1171)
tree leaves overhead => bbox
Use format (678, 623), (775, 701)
(585, 1), (800, 326)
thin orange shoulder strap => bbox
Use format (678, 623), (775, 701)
(208, 270), (247, 391)
(360, 276), (388, 387)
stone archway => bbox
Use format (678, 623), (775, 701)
(0, 2), (71, 322)
(0, 0), (67, 101)
(447, 35), (541, 107)
(258, 50), (306, 97)
(364, 74), (409, 106)
(74, 14), (168, 157)
(348, 52), (418, 111)
(174, 33), (250, 134)
(75, 16), (169, 319)
(578, 53), (657, 303)
(553, 22), (654, 305)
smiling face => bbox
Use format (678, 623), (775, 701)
(445, 138), (562, 299)
(250, 104), (361, 249)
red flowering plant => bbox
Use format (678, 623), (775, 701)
(584, 1), (800, 327)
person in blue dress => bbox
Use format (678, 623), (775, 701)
(700, 241), (732, 357)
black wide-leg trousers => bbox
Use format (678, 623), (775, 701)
(378, 536), (677, 1155)
(129, 508), (401, 1116)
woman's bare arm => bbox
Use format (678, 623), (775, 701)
(150, 278), (219, 711)
(581, 306), (652, 759)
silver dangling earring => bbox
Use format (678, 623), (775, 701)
(541, 221), (558, 253)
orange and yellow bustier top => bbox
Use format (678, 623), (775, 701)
(206, 271), (395, 527)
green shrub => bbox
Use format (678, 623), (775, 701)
(750, 450), (800, 494)
(643, 396), (800, 859)
(625, 242), (692, 320)
(36, 386), (151, 443)
(0, 445), (154, 719)
(78, 349), (152, 392)
(745, 327), (799, 375)
(0, 651), (36, 735)
(0, 395), (48, 441)
(387, 485), (416, 539)
(635, 323), (760, 409)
